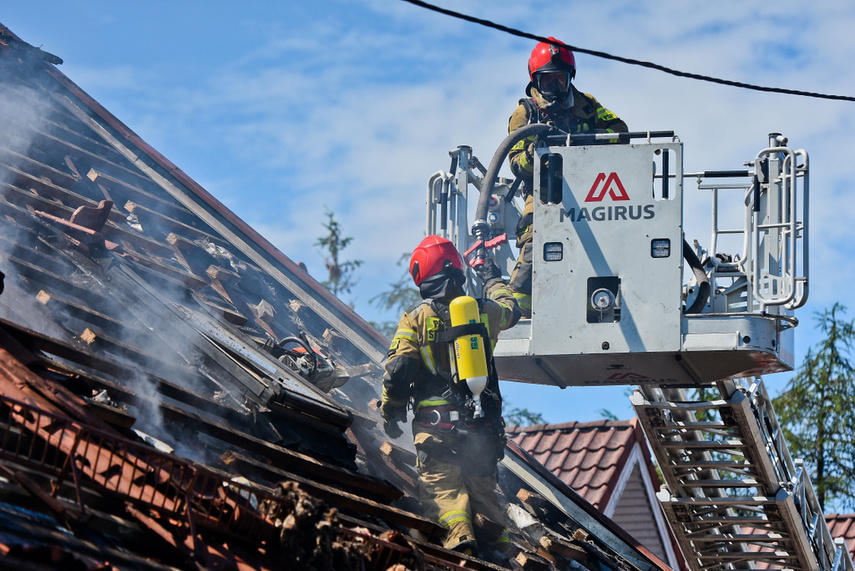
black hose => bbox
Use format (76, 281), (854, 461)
(472, 123), (557, 241)
(683, 239), (710, 314)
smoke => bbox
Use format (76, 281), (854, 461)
(0, 82), (54, 171)
(0, 75), (72, 338)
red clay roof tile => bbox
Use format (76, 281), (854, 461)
(508, 419), (645, 509)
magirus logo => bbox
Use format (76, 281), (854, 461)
(560, 171), (655, 223)
(585, 172), (630, 202)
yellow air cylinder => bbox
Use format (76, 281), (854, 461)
(449, 296), (488, 411)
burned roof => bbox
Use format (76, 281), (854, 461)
(0, 22), (677, 570)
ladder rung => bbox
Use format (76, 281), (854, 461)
(674, 478), (760, 488)
(683, 517), (774, 525)
(697, 551), (797, 561)
(638, 400), (730, 411)
(652, 421), (730, 430)
(689, 533), (786, 542)
(660, 439), (746, 449)
(672, 460), (752, 468)
(662, 496), (778, 505)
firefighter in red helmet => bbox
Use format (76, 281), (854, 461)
(507, 37), (628, 317)
(379, 235), (520, 560)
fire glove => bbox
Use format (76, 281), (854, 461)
(380, 403), (407, 439)
(475, 257), (502, 284)
(383, 419), (404, 439)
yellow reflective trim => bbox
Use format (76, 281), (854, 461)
(393, 328), (418, 343)
(518, 151), (534, 172)
(420, 346), (437, 375)
(512, 292), (532, 311)
(439, 510), (471, 527)
(416, 399), (452, 410)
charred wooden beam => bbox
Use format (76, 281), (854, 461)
(0, 181), (177, 260)
(122, 249), (208, 291)
(380, 440), (417, 468)
(167, 232), (219, 277)
(221, 448), (399, 505)
(220, 450), (431, 536)
(125, 200), (225, 246)
(0, 142), (79, 189)
(0, 164), (126, 227)
(192, 292), (248, 327)
(87, 167), (193, 222)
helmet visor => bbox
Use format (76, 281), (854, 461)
(536, 71), (571, 99)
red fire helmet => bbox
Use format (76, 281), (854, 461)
(528, 37), (576, 81)
(409, 235), (464, 287)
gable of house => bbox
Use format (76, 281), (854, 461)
(510, 419), (685, 570)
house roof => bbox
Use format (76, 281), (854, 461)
(508, 419), (688, 571)
(0, 21), (677, 570)
(508, 419), (652, 510)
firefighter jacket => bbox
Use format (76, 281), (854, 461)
(380, 278), (520, 433)
(507, 84), (628, 181)
(381, 279), (519, 552)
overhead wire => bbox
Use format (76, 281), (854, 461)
(400, 0), (855, 102)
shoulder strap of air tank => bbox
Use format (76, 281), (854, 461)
(435, 322), (489, 344)
(521, 97), (540, 124)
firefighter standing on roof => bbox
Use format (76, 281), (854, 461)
(380, 236), (520, 558)
(507, 37), (628, 317)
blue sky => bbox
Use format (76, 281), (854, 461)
(3, 1), (855, 424)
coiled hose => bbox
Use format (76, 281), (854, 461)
(471, 123), (556, 242)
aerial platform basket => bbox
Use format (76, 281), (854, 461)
(427, 132), (809, 387)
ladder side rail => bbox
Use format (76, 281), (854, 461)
(756, 382), (825, 565)
(725, 379), (824, 569)
(749, 380), (852, 571)
(795, 461), (853, 571)
(741, 380), (826, 569)
(746, 380), (798, 486)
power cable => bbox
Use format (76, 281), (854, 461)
(400, 0), (855, 102)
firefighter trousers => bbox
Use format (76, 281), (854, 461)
(509, 193), (534, 317)
(415, 428), (509, 552)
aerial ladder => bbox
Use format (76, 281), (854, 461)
(426, 130), (854, 571)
